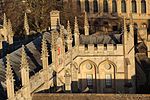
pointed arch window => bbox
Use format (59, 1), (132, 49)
(141, 0), (146, 13)
(93, 0), (98, 13)
(112, 0), (117, 13)
(121, 0), (126, 13)
(132, 0), (137, 13)
(85, 0), (90, 13)
(103, 0), (108, 13)
(77, 0), (81, 13)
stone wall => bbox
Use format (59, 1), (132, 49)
(32, 94), (150, 100)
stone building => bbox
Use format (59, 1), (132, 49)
(0, 0), (150, 100)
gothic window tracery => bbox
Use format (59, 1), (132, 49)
(132, 0), (137, 13)
(85, 0), (90, 13)
(103, 0), (108, 13)
(121, 0), (126, 13)
(141, 0), (146, 13)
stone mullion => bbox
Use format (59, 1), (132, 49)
(90, 0), (94, 13)
(108, 0), (112, 14)
(117, 0), (121, 15)
(99, 0), (103, 14)
(81, 0), (85, 12)
(137, 0), (141, 14)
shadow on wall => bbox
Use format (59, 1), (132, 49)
(36, 78), (141, 94)
(0, 82), (6, 100)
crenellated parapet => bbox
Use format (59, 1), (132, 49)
(78, 44), (124, 55)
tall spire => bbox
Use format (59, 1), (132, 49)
(24, 13), (30, 35)
(3, 13), (7, 28)
(41, 35), (48, 59)
(6, 54), (13, 78)
(67, 20), (73, 50)
(74, 16), (79, 34)
(7, 19), (14, 36)
(84, 11), (89, 35)
(21, 45), (29, 70)
(20, 45), (31, 99)
(6, 54), (15, 100)
(41, 35), (50, 89)
(74, 16), (80, 46)
(67, 20), (72, 40)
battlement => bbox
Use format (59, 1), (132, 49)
(78, 44), (124, 55)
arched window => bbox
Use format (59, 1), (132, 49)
(77, 0), (81, 13)
(121, 0), (126, 13)
(85, 0), (90, 13)
(132, 0), (137, 13)
(93, 0), (98, 13)
(141, 0), (146, 13)
(103, 0), (108, 12)
(112, 0), (117, 13)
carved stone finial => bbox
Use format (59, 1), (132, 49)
(84, 11), (89, 35)
(21, 45), (29, 69)
(74, 16), (79, 35)
(41, 35), (48, 58)
(7, 19), (14, 36)
(24, 13), (30, 35)
(3, 13), (7, 28)
(6, 54), (13, 78)
(67, 20), (72, 40)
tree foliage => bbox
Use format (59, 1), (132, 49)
(2, 0), (64, 35)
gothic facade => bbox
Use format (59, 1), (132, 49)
(1, 0), (150, 100)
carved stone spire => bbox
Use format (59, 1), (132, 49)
(84, 11), (89, 35)
(67, 20), (72, 40)
(6, 54), (15, 100)
(24, 13), (30, 35)
(67, 20), (72, 50)
(21, 45), (29, 70)
(6, 54), (13, 77)
(3, 13), (8, 41)
(20, 45), (31, 99)
(41, 35), (49, 69)
(74, 16), (79, 35)
(3, 13), (7, 28)
(41, 35), (50, 89)
(7, 19), (14, 44)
